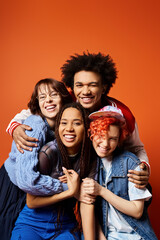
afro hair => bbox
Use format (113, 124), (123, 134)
(61, 52), (118, 95)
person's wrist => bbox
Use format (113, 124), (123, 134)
(67, 188), (74, 197)
(98, 185), (103, 196)
(141, 161), (151, 175)
(9, 122), (21, 136)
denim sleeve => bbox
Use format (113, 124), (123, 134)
(14, 115), (68, 195)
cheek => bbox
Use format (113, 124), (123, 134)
(78, 128), (85, 141)
(73, 87), (79, 97)
(39, 102), (44, 112)
(57, 99), (62, 108)
(95, 89), (103, 98)
(111, 142), (118, 151)
(92, 139), (98, 150)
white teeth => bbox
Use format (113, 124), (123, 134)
(81, 97), (93, 103)
(64, 135), (75, 139)
(46, 106), (55, 110)
(99, 146), (108, 152)
(82, 97), (92, 100)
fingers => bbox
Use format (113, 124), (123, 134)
(81, 194), (96, 205)
(13, 125), (38, 152)
(58, 175), (67, 183)
(82, 178), (94, 187)
(62, 167), (70, 177)
(62, 168), (78, 177)
(82, 178), (93, 184)
(128, 177), (148, 186)
(18, 132), (39, 146)
(67, 169), (76, 175)
(16, 144), (24, 153)
(128, 169), (149, 188)
(134, 184), (147, 189)
(128, 169), (149, 178)
(82, 178), (97, 195)
(139, 162), (147, 171)
(22, 124), (32, 131)
(16, 137), (37, 152)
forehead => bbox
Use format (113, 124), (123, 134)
(74, 71), (102, 84)
(38, 84), (56, 93)
(108, 125), (120, 136)
(93, 125), (120, 139)
(61, 107), (83, 120)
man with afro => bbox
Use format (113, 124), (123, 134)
(7, 52), (150, 187)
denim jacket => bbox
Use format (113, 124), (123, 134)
(97, 150), (157, 240)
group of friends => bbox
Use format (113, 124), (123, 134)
(0, 52), (157, 239)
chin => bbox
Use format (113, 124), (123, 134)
(81, 103), (94, 109)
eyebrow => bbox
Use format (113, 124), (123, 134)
(75, 81), (98, 84)
(61, 118), (82, 121)
(109, 136), (119, 138)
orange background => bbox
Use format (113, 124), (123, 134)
(1, 0), (160, 238)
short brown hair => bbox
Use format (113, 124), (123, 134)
(28, 78), (72, 117)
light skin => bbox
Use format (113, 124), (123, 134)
(27, 107), (85, 208)
(26, 107), (95, 239)
(37, 84), (62, 129)
(92, 125), (119, 159)
(12, 70), (149, 187)
(13, 84), (62, 153)
(58, 107), (84, 155)
(58, 107), (96, 204)
(82, 125), (145, 239)
(27, 167), (80, 208)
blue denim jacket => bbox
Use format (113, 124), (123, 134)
(97, 151), (157, 240)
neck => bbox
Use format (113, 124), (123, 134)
(46, 118), (55, 130)
(89, 101), (102, 113)
(67, 145), (81, 156)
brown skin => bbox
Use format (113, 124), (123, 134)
(128, 163), (149, 189)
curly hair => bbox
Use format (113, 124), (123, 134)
(61, 52), (117, 95)
(89, 116), (129, 146)
(55, 102), (92, 179)
(28, 78), (72, 117)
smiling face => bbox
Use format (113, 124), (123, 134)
(58, 107), (85, 155)
(38, 84), (62, 127)
(73, 71), (107, 113)
(92, 125), (120, 158)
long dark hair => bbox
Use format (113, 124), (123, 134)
(28, 78), (72, 117)
(55, 102), (91, 179)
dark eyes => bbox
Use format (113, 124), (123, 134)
(75, 84), (98, 87)
(60, 122), (82, 126)
(75, 84), (83, 87)
(109, 138), (118, 141)
(39, 95), (46, 100)
(74, 122), (81, 126)
(60, 121), (67, 125)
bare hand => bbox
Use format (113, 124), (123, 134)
(127, 163), (149, 189)
(62, 167), (80, 197)
(13, 124), (39, 153)
(59, 175), (67, 183)
(75, 181), (96, 204)
(82, 178), (101, 196)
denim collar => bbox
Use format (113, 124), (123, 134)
(99, 151), (140, 178)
